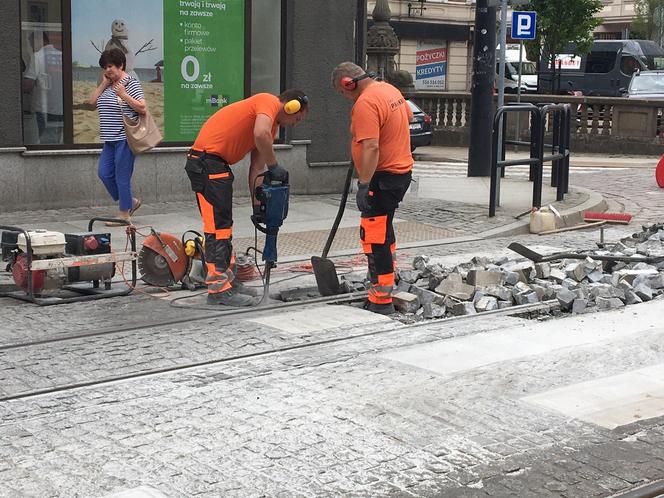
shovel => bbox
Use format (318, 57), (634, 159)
(311, 162), (355, 296)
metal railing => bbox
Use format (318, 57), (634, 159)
(489, 103), (571, 217)
(411, 92), (664, 139)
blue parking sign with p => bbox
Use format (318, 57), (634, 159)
(511, 11), (536, 40)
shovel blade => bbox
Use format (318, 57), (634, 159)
(311, 256), (340, 296)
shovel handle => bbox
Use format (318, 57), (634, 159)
(322, 161), (354, 258)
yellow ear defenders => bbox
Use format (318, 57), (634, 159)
(284, 95), (309, 115)
(184, 235), (204, 257)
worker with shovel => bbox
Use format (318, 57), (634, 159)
(185, 90), (309, 306)
(331, 62), (413, 314)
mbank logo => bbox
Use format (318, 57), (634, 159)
(206, 94), (228, 107)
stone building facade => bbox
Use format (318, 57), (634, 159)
(368, 0), (646, 93)
(1, 0), (366, 211)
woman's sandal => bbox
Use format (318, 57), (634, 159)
(129, 198), (142, 216)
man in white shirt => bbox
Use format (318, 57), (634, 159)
(23, 32), (63, 144)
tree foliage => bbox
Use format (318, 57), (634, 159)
(630, 0), (664, 43)
(524, 0), (604, 69)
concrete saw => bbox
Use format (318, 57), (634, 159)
(138, 229), (205, 289)
(138, 246), (178, 287)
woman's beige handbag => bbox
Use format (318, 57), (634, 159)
(123, 110), (162, 154)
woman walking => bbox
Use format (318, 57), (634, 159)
(89, 48), (145, 225)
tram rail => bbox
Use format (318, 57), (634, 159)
(0, 291), (368, 351)
(0, 299), (558, 403)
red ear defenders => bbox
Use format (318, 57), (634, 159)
(340, 71), (376, 90)
(284, 95), (309, 115)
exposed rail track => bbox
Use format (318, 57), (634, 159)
(0, 291), (368, 351)
(0, 299), (558, 403)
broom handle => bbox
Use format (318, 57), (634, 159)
(322, 161), (355, 259)
(537, 220), (606, 235)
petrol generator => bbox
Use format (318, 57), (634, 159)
(0, 218), (137, 305)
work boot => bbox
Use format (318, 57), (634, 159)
(207, 288), (256, 307)
(364, 300), (396, 315)
(231, 280), (260, 297)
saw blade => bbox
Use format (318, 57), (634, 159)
(138, 247), (176, 287)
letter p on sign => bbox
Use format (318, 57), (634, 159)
(511, 11), (536, 40)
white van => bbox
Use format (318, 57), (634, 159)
(496, 44), (538, 93)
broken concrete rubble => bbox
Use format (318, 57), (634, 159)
(451, 302), (477, 316)
(466, 270), (505, 287)
(475, 296), (499, 312)
(408, 285), (443, 306)
(535, 262), (551, 279)
(435, 274), (475, 300)
(421, 302), (446, 319)
(338, 223), (664, 320)
(392, 291), (420, 313)
(484, 285), (512, 301)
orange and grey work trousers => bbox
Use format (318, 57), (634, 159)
(360, 170), (412, 304)
(186, 151), (236, 295)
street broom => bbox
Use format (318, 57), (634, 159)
(583, 211), (632, 224)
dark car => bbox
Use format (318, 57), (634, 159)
(408, 100), (433, 151)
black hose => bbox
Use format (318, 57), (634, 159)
(321, 161), (355, 259)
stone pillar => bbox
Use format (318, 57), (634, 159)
(367, 0), (415, 96)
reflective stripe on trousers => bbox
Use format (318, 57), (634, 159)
(196, 168), (235, 294)
(359, 171), (412, 305)
(361, 213), (396, 305)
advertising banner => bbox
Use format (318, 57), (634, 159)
(555, 54), (582, 70)
(164, 1), (244, 141)
(71, 0), (244, 143)
(415, 41), (447, 91)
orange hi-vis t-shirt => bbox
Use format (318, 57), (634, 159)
(350, 82), (413, 175)
(192, 93), (281, 165)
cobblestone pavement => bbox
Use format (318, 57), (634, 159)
(0, 301), (399, 400)
(1, 303), (663, 497)
(1, 166), (664, 496)
(571, 167), (662, 226)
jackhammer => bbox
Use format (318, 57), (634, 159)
(250, 170), (289, 305)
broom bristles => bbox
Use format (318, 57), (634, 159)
(583, 211), (632, 223)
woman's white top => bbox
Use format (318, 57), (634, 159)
(97, 76), (144, 142)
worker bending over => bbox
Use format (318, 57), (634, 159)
(185, 90), (309, 306)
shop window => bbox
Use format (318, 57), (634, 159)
(21, 0), (258, 147)
(20, 0), (64, 145)
(69, 0), (247, 144)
